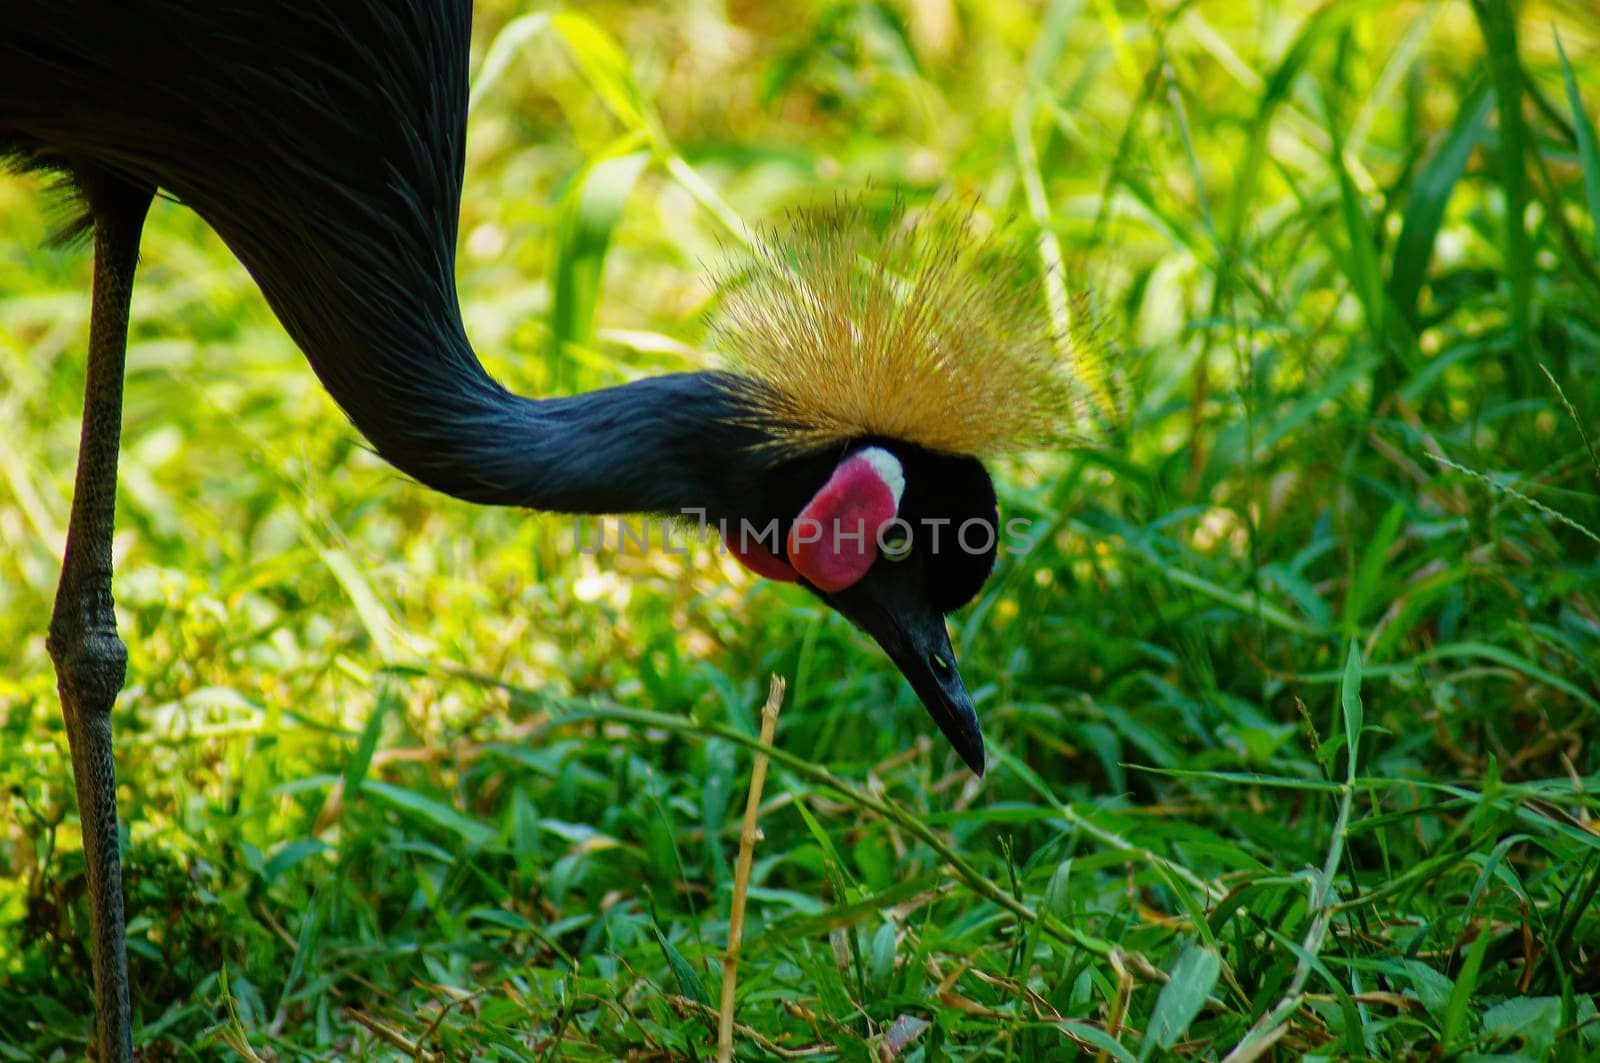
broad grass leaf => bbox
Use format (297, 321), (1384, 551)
(1226, 0), (1374, 242)
(1343, 501), (1404, 634)
(868, 921), (896, 991)
(1441, 921), (1494, 1049)
(1403, 959), (1455, 1015)
(342, 685), (395, 796)
(552, 13), (653, 134)
(701, 737), (736, 882)
(793, 791), (856, 892)
(319, 548), (395, 661)
(1340, 640), (1364, 782)
(549, 147), (649, 380)
(278, 892), (322, 1013)
(1139, 944), (1220, 1059)
(1472, 0), (1534, 366)
(1043, 860), (1072, 920)
(468, 12), (553, 112)
(759, 871), (939, 945)
(1556, 31), (1600, 258)
(1151, 556), (1324, 636)
(1057, 1020), (1135, 1063)
(361, 780), (496, 850)
(1389, 82), (1492, 326)
(262, 838), (328, 884)
(1481, 996), (1561, 1057)
(468, 907), (535, 932)
(651, 922), (710, 1006)
(1329, 128), (1386, 341)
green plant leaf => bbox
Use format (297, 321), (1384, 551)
(1139, 944), (1221, 1059)
(468, 13), (553, 112)
(651, 922), (711, 1006)
(1341, 640), (1365, 784)
(1556, 30), (1600, 257)
(549, 146), (650, 381)
(552, 13), (654, 135)
(1389, 82), (1492, 326)
(1441, 922), (1493, 1049)
(361, 780), (497, 850)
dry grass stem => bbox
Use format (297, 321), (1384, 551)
(668, 995), (827, 1059)
(344, 1008), (444, 1063)
(718, 675), (786, 1062)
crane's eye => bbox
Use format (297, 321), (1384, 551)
(881, 528), (912, 561)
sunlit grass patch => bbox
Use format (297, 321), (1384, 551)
(3, 0), (1599, 1058)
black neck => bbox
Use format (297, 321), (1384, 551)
(251, 274), (771, 516)
(337, 352), (770, 519)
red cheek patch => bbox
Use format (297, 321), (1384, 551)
(787, 448), (904, 593)
(726, 535), (799, 583)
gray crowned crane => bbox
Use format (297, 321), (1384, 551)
(1, 1), (1098, 1055)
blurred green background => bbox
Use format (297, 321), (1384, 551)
(4, 0), (1600, 1058)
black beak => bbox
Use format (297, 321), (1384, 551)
(825, 575), (986, 775)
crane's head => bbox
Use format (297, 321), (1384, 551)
(709, 199), (1110, 775)
(716, 438), (999, 773)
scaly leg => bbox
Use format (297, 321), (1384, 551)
(47, 174), (152, 1063)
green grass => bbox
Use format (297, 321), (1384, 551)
(4, 0), (1600, 1058)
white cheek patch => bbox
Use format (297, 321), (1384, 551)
(854, 446), (905, 511)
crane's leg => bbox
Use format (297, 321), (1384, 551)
(47, 174), (152, 1063)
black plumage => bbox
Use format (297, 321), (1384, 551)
(6, 2), (769, 511)
(3, 3), (1005, 1056)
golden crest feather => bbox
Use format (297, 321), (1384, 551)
(710, 199), (1109, 457)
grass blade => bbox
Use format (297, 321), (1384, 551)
(468, 13), (553, 112)
(551, 12), (655, 135)
(1388, 82), (1493, 327)
(1471, 0), (1534, 387)
(549, 147), (650, 386)
(1342, 499), (1405, 636)
(653, 922), (711, 1007)
(1341, 640), (1364, 785)
(342, 684), (395, 796)
(361, 780), (497, 850)
(1555, 30), (1600, 257)
(1442, 922), (1494, 1049)
(1140, 944), (1222, 1059)
(1327, 29), (1385, 343)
